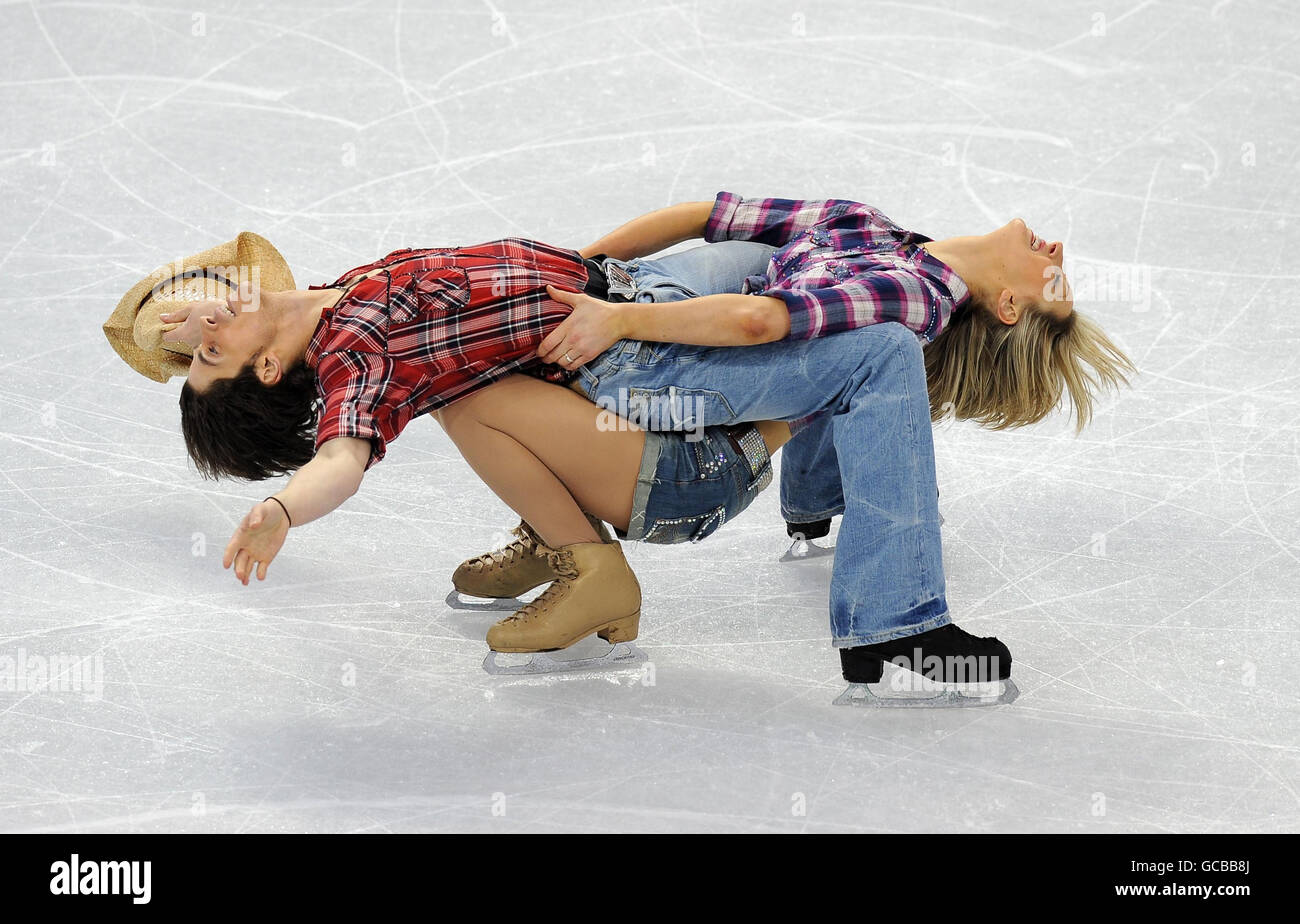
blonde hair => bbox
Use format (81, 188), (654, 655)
(923, 302), (1136, 432)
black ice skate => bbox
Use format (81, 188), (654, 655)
(781, 503), (945, 564)
(833, 623), (1019, 708)
(779, 517), (835, 563)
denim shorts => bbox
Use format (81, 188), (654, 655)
(621, 423), (774, 544)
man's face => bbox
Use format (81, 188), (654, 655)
(991, 217), (1073, 320)
(186, 287), (267, 392)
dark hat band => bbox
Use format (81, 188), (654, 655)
(141, 267), (241, 310)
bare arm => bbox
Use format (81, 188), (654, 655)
(272, 436), (370, 526)
(222, 436), (371, 584)
(538, 286), (790, 365)
(579, 201), (714, 260)
(617, 293), (790, 345)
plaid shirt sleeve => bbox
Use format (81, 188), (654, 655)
(704, 192), (853, 247)
(313, 351), (404, 470)
(769, 273), (945, 342)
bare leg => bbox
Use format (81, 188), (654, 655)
(435, 376), (647, 547)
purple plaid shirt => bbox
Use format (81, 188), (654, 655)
(703, 192), (970, 342)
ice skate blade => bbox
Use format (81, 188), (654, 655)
(779, 539), (835, 563)
(444, 589), (527, 612)
(483, 642), (648, 676)
(833, 678), (1020, 708)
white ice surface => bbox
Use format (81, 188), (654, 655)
(1, 0), (1296, 832)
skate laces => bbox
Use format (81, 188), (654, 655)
(469, 525), (539, 572)
(545, 549), (579, 580)
(503, 550), (576, 624)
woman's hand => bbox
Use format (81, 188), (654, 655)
(223, 498), (291, 585)
(538, 285), (629, 369)
(159, 301), (216, 349)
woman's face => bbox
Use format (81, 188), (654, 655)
(990, 217), (1073, 320)
(186, 286), (271, 392)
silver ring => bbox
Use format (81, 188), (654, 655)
(564, 351), (576, 364)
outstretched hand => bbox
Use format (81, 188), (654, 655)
(223, 498), (290, 585)
(538, 285), (629, 369)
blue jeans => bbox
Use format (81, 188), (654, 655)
(607, 239), (776, 306)
(605, 242), (845, 523)
(579, 242), (950, 646)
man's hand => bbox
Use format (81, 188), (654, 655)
(538, 285), (629, 369)
(223, 498), (291, 585)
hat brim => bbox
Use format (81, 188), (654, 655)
(104, 232), (296, 383)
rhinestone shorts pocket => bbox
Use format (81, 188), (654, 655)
(642, 505), (727, 545)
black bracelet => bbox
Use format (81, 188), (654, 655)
(264, 495), (292, 527)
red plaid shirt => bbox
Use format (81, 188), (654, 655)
(305, 239), (587, 469)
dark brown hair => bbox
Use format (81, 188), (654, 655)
(179, 359), (320, 481)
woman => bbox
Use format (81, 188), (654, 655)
(434, 372), (793, 653)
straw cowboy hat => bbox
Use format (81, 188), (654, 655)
(105, 232), (296, 383)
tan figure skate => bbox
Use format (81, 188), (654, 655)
(482, 540), (645, 676)
(447, 516), (613, 612)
